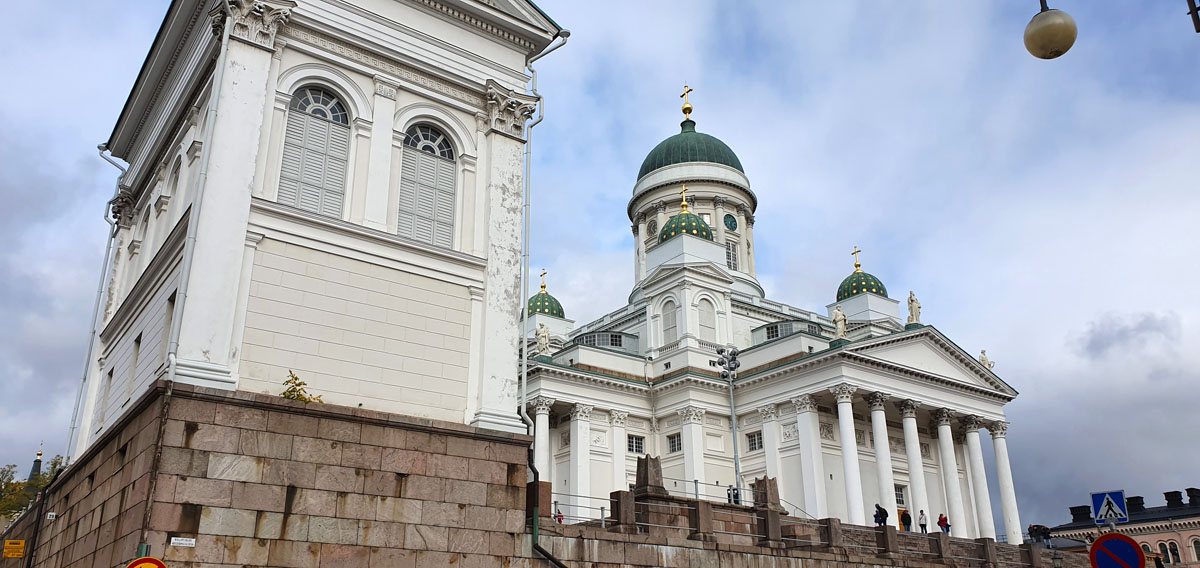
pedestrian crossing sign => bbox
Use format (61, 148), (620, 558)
(1092, 490), (1129, 524)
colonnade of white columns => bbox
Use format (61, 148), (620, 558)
(528, 388), (1021, 544)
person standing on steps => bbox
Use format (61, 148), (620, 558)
(938, 513), (950, 534)
(901, 509), (913, 531)
(918, 510), (928, 533)
(875, 504), (889, 527)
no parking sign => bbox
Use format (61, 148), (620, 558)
(1090, 533), (1146, 568)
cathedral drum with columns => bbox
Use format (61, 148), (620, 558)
(524, 92), (1025, 543)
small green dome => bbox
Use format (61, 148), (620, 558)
(528, 289), (565, 319)
(836, 270), (888, 301)
(658, 210), (714, 243)
(638, 120), (744, 180)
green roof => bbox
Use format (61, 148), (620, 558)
(528, 289), (565, 318)
(637, 119), (744, 180)
(658, 210), (713, 244)
(836, 270), (888, 301)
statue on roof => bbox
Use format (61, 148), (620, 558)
(907, 291), (921, 325)
(536, 323), (551, 356)
(832, 305), (847, 339)
(979, 349), (995, 369)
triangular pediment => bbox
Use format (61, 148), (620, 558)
(468, 0), (558, 35)
(848, 328), (1018, 397)
(641, 262), (735, 292)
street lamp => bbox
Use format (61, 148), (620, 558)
(716, 347), (743, 504)
(1025, 0), (1077, 59)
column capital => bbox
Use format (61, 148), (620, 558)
(757, 405), (778, 422)
(933, 408), (955, 427)
(655, 200), (667, 213)
(712, 195), (726, 207)
(529, 396), (554, 415)
(961, 415), (983, 432)
(485, 79), (537, 140)
(373, 75), (400, 100)
(609, 410), (629, 427)
(570, 403), (593, 421)
(791, 394), (818, 414)
(989, 421), (1009, 438)
(212, 0), (296, 51)
(898, 399), (921, 418)
(829, 384), (857, 403)
(678, 406), (706, 424)
(866, 392), (890, 411)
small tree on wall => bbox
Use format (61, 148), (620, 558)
(281, 370), (323, 403)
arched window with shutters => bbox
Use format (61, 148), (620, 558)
(662, 300), (678, 345)
(278, 86), (350, 217)
(398, 124), (456, 248)
(697, 299), (716, 342)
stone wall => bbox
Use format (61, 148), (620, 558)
(3, 381), (529, 568)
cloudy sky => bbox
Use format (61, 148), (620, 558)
(1, 0), (1197, 529)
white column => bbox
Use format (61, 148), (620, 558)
(867, 393), (898, 525)
(531, 396), (554, 481)
(610, 410), (629, 494)
(568, 404), (593, 520)
(935, 409), (968, 537)
(758, 406), (782, 490)
(469, 81), (537, 434)
(791, 395), (828, 518)
(654, 201), (667, 239)
(713, 196), (727, 243)
(963, 416), (996, 539)
(679, 406), (707, 488)
(990, 421), (1022, 544)
(744, 213), (757, 277)
(831, 384), (865, 525)
(635, 214), (647, 283)
(899, 400), (931, 526)
(362, 76), (399, 230)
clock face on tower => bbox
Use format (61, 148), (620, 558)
(724, 214), (738, 231)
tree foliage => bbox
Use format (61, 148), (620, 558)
(0, 455), (65, 518)
(281, 370), (323, 403)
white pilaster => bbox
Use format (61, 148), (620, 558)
(868, 392), (898, 524)
(963, 416), (996, 540)
(758, 406), (782, 498)
(744, 212), (757, 277)
(899, 400), (931, 526)
(610, 410), (629, 494)
(362, 75), (399, 231)
(531, 396), (554, 481)
(679, 406), (707, 486)
(713, 196), (727, 244)
(990, 422), (1022, 544)
(791, 395), (828, 518)
(935, 409), (967, 537)
(569, 404), (593, 520)
(831, 384), (865, 525)
(635, 215), (647, 283)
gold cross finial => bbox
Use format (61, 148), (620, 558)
(539, 269), (547, 292)
(680, 84), (694, 119)
(679, 185), (690, 212)
(851, 246), (863, 273)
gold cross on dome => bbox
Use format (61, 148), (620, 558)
(851, 246), (863, 272)
(679, 185), (690, 212)
(680, 84), (694, 119)
(680, 84), (693, 104)
(539, 269), (547, 292)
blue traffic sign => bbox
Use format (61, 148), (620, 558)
(1092, 491), (1130, 524)
(1090, 533), (1145, 568)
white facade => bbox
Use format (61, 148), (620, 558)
(525, 113), (1026, 543)
(70, 0), (564, 455)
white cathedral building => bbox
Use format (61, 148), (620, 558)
(522, 100), (1025, 543)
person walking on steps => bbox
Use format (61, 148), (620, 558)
(938, 513), (950, 534)
(875, 504), (889, 527)
(901, 510), (912, 531)
(919, 510), (928, 533)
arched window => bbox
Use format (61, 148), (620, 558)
(1142, 544), (1152, 556)
(278, 86), (350, 217)
(697, 299), (716, 342)
(1169, 542), (1181, 564)
(398, 124), (456, 247)
(662, 300), (678, 344)
(1191, 539), (1200, 562)
(1160, 543), (1171, 563)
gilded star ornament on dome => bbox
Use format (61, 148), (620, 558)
(657, 185), (714, 244)
(836, 246), (889, 301)
(527, 268), (565, 318)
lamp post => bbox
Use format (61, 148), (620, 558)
(1024, 0), (1078, 59)
(716, 347), (743, 504)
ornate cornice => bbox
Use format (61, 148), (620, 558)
(678, 406), (706, 425)
(899, 399), (921, 419)
(485, 79), (537, 140)
(989, 421), (1009, 438)
(411, 0), (536, 51)
(830, 384), (857, 404)
(791, 395), (818, 414)
(212, 0), (296, 50)
(866, 392), (890, 411)
(570, 403), (593, 421)
(757, 406), (778, 422)
(529, 396), (554, 415)
(279, 26), (486, 108)
(609, 410), (629, 427)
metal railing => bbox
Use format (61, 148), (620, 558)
(660, 475), (766, 505)
(549, 492), (616, 527)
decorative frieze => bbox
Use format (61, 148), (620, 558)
(560, 431), (569, 447)
(819, 422), (835, 441)
(855, 429), (866, 447)
(706, 416), (723, 427)
(212, 0), (295, 50)
(678, 406), (706, 425)
(486, 79), (537, 139)
(781, 422), (798, 442)
(920, 443), (931, 459)
(590, 430), (607, 448)
(374, 76), (399, 100)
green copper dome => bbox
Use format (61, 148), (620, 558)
(658, 210), (713, 243)
(528, 288), (565, 319)
(836, 270), (888, 301)
(637, 120), (744, 180)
